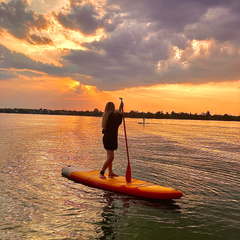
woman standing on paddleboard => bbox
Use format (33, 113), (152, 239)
(100, 101), (123, 179)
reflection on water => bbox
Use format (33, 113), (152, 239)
(98, 192), (181, 240)
(0, 114), (239, 239)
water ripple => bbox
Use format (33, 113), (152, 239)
(0, 114), (239, 239)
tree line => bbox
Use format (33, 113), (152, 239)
(0, 108), (239, 121)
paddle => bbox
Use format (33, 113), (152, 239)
(119, 98), (131, 183)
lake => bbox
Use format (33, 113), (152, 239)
(0, 113), (239, 239)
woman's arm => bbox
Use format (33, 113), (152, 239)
(118, 101), (123, 113)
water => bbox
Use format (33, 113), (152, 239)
(0, 114), (239, 240)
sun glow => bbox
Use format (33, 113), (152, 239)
(191, 39), (211, 56)
(109, 81), (240, 115)
(59, 78), (80, 91)
(77, 84), (98, 95)
(172, 46), (183, 60)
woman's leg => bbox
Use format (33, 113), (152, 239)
(107, 151), (119, 177)
(100, 150), (119, 178)
(108, 162), (119, 177)
(100, 150), (114, 179)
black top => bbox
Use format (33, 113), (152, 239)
(102, 112), (122, 150)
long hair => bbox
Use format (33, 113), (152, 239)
(102, 102), (115, 130)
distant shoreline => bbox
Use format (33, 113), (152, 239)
(0, 108), (239, 122)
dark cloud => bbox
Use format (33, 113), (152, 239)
(16, 70), (42, 78)
(0, 0), (52, 44)
(53, 1), (101, 35)
(0, 44), (63, 76)
(0, 69), (18, 80)
(53, 0), (122, 35)
(108, 0), (227, 31)
(27, 34), (53, 45)
(184, 6), (240, 42)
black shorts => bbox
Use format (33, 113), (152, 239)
(103, 135), (118, 150)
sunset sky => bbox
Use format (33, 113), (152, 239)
(0, 0), (240, 115)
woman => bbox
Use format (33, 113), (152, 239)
(100, 101), (123, 179)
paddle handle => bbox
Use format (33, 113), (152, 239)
(120, 98), (131, 183)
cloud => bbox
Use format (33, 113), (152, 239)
(16, 70), (43, 78)
(59, 0), (240, 90)
(29, 0), (65, 14)
(53, 0), (123, 35)
(27, 34), (53, 45)
(184, 6), (240, 42)
(0, 69), (18, 80)
(0, 44), (63, 75)
(1, 0), (240, 91)
(0, 0), (52, 45)
(53, 1), (101, 35)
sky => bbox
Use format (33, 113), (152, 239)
(0, 0), (240, 115)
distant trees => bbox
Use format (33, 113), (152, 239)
(0, 108), (239, 121)
(0, 108), (103, 117)
(125, 110), (239, 121)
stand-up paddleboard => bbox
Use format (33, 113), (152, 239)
(62, 166), (183, 200)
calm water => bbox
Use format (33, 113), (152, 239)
(0, 113), (239, 240)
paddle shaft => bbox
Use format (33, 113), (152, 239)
(120, 98), (131, 183)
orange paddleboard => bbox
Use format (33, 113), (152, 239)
(62, 166), (183, 200)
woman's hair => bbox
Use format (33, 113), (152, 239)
(102, 102), (115, 129)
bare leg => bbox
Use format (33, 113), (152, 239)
(108, 161), (119, 177)
(100, 150), (114, 179)
(106, 151), (119, 176)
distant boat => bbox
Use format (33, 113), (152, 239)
(138, 118), (149, 124)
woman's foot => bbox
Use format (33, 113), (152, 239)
(99, 174), (106, 179)
(99, 170), (106, 179)
(108, 173), (119, 178)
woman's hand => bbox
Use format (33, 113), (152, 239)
(119, 101), (124, 113)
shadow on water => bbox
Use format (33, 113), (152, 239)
(102, 191), (181, 210)
(96, 192), (181, 240)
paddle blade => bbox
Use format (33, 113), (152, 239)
(126, 164), (131, 183)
